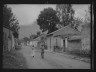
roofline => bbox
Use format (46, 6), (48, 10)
(3, 25), (15, 32)
(47, 26), (65, 36)
(47, 24), (81, 36)
(34, 24), (81, 40)
(3, 25), (19, 34)
(34, 33), (46, 40)
(33, 36), (41, 41)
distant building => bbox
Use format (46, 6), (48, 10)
(33, 34), (46, 48)
(30, 40), (38, 47)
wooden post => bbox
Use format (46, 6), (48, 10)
(56, 38), (57, 46)
(50, 37), (51, 51)
(65, 37), (68, 51)
(61, 39), (63, 52)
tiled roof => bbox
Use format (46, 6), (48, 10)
(68, 36), (81, 40)
(33, 34), (46, 41)
(34, 24), (81, 40)
(47, 24), (81, 37)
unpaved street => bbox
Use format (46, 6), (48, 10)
(19, 45), (90, 69)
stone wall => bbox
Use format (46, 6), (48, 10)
(67, 39), (82, 52)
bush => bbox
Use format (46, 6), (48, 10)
(80, 49), (90, 57)
(15, 45), (21, 50)
(68, 49), (90, 58)
(54, 46), (62, 52)
(3, 50), (27, 69)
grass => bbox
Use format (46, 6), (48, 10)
(3, 47), (28, 69)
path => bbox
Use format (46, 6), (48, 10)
(19, 45), (90, 69)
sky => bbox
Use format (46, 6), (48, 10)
(8, 4), (56, 26)
(7, 4), (90, 39)
(8, 4), (89, 26)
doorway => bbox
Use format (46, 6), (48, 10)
(63, 40), (65, 52)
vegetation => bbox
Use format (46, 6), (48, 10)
(56, 4), (75, 27)
(36, 31), (41, 37)
(37, 4), (86, 34)
(23, 37), (30, 42)
(3, 4), (20, 52)
(84, 5), (91, 23)
(3, 4), (25, 69)
(54, 46), (62, 52)
(3, 49), (27, 69)
(3, 4), (20, 34)
(30, 34), (37, 40)
(68, 49), (90, 58)
(37, 7), (59, 34)
(71, 17), (83, 30)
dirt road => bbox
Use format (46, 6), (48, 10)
(19, 45), (90, 69)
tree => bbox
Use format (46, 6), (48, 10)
(30, 34), (37, 40)
(3, 4), (20, 33)
(37, 7), (60, 34)
(56, 4), (75, 27)
(3, 5), (12, 28)
(84, 5), (91, 23)
(23, 37), (29, 42)
(71, 17), (83, 30)
(10, 17), (20, 33)
(36, 31), (41, 37)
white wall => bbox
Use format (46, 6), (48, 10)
(61, 39), (64, 47)
(30, 41), (38, 47)
(12, 33), (15, 49)
(3, 27), (15, 51)
(45, 36), (63, 51)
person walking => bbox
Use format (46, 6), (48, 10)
(40, 41), (45, 59)
(31, 45), (35, 57)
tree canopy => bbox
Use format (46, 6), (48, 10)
(84, 5), (91, 23)
(3, 5), (20, 33)
(30, 34), (37, 40)
(37, 7), (60, 34)
(36, 31), (41, 37)
(56, 4), (75, 27)
(23, 37), (30, 42)
(71, 17), (83, 30)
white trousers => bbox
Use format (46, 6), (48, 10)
(31, 50), (35, 56)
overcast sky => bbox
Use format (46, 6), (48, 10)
(8, 4), (89, 26)
(7, 4), (90, 39)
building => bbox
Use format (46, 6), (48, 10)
(33, 24), (84, 52)
(29, 40), (38, 47)
(3, 26), (18, 52)
(33, 23), (90, 55)
(45, 24), (81, 52)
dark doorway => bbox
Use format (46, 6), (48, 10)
(63, 40), (65, 52)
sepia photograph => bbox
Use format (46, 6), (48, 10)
(3, 4), (93, 69)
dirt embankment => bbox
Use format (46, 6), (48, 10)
(3, 48), (28, 69)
